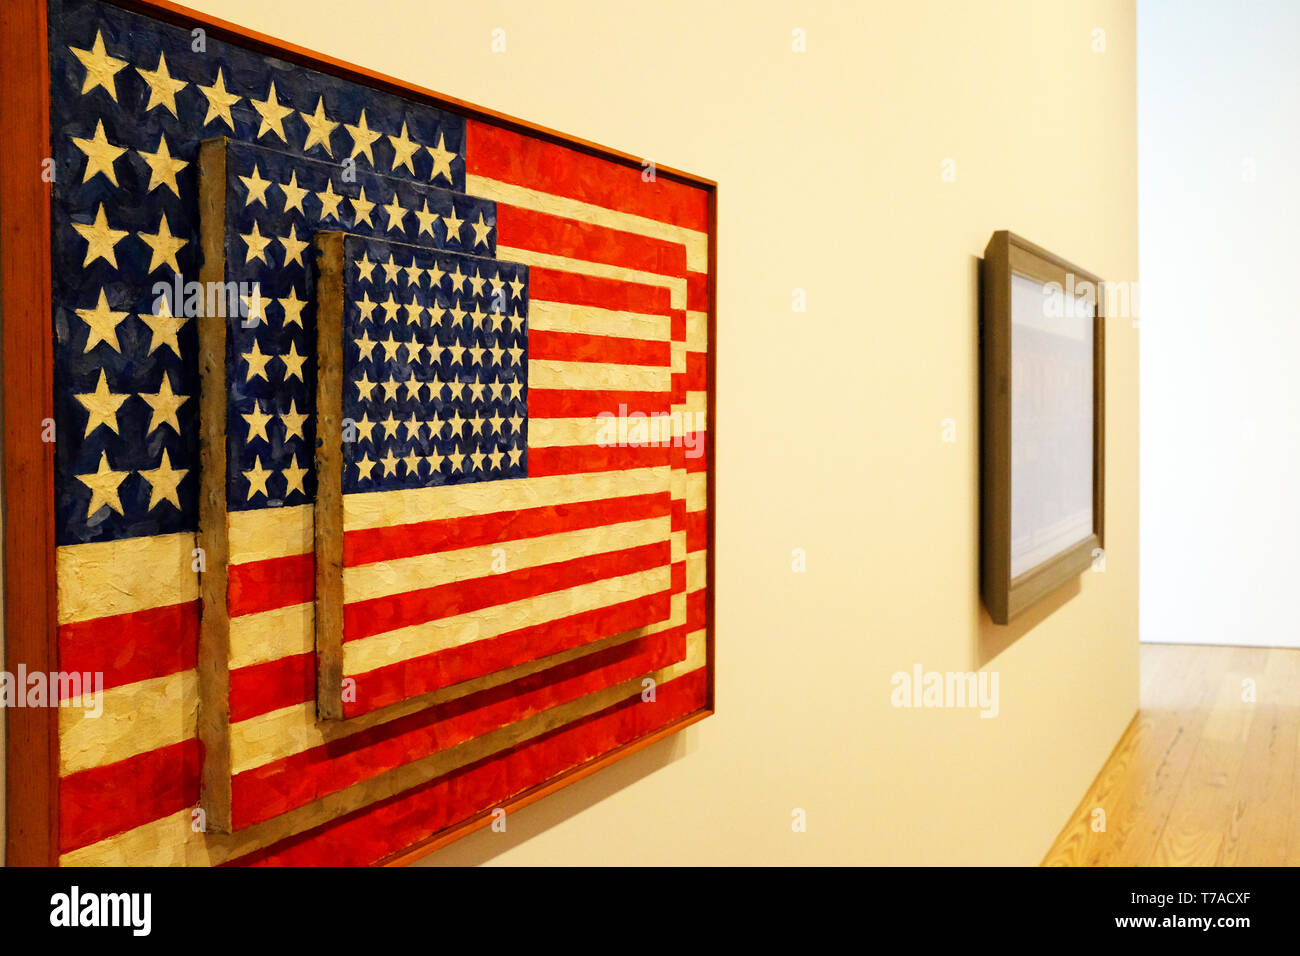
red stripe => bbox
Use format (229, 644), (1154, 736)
(530, 267), (668, 315)
(57, 600), (198, 694)
(345, 590), (671, 715)
(498, 204), (686, 278)
(229, 652), (314, 722)
(684, 444), (707, 473)
(671, 561), (686, 593)
(230, 667), (708, 865)
(671, 309), (686, 341)
(467, 120), (709, 232)
(231, 629), (685, 829)
(59, 739), (199, 853)
(346, 492), (670, 566)
(687, 271), (710, 312)
(685, 511), (707, 553)
(687, 588), (707, 632)
(671, 498), (686, 532)
(530, 329), (670, 367)
(344, 541), (670, 641)
(685, 350), (707, 389)
(530, 388), (668, 419)
(528, 444), (671, 476)
(228, 552), (314, 617)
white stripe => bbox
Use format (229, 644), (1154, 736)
(467, 174), (708, 272)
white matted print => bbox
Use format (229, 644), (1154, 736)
(1008, 273), (1095, 578)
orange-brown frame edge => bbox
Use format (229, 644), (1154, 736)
(2, 0), (60, 867)
(1, 0), (718, 866)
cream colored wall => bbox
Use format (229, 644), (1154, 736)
(181, 0), (1140, 865)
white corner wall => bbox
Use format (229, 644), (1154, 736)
(1139, 0), (1300, 646)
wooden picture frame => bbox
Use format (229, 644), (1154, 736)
(980, 231), (1104, 625)
(2, 0), (717, 866)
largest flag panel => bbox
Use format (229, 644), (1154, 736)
(50, 0), (712, 864)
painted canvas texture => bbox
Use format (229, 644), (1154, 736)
(51, 0), (711, 864)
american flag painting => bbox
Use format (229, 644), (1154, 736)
(50, 0), (712, 864)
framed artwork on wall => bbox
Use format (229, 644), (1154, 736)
(1, 0), (715, 865)
(980, 231), (1104, 625)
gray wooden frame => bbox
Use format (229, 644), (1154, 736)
(981, 230), (1105, 625)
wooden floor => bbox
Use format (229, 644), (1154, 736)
(1042, 643), (1300, 866)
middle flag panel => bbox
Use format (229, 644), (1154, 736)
(196, 136), (677, 831)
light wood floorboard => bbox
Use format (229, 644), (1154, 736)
(1042, 644), (1300, 866)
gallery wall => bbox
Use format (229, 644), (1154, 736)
(1138, 0), (1300, 648)
(44, 0), (1138, 865)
